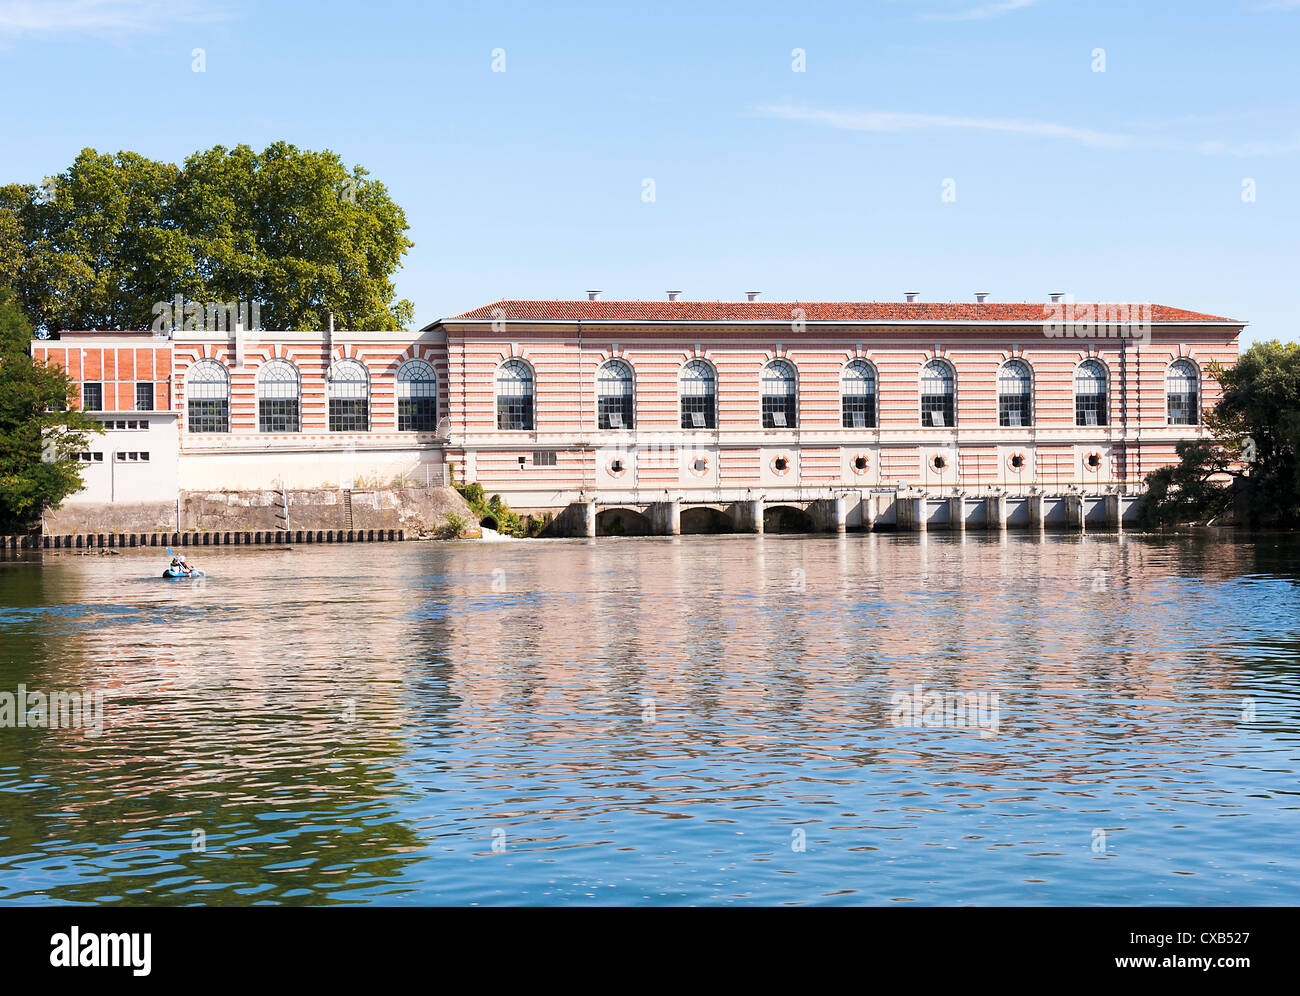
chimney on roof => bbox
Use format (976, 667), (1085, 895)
(667, 290), (682, 302)
(905, 291), (919, 303)
(975, 292), (989, 304)
(1049, 291), (1064, 303)
(746, 291), (760, 302)
(587, 289), (602, 301)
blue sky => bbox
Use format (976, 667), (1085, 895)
(1, 0), (1297, 343)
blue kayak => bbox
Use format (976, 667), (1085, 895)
(161, 568), (205, 579)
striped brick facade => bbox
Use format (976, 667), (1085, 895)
(434, 300), (1242, 509)
(32, 336), (173, 412)
(33, 298), (1243, 508)
(167, 329), (449, 490)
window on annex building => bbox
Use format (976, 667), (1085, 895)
(327, 359), (370, 432)
(397, 359), (438, 432)
(186, 360), (229, 433)
(258, 359), (301, 433)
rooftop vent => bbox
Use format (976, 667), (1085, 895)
(905, 291), (919, 303)
(587, 289), (602, 301)
(975, 292), (989, 303)
(1049, 291), (1064, 303)
(667, 290), (682, 302)
(746, 290), (760, 302)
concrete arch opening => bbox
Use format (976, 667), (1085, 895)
(480, 514), (499, 531)
(596, 507), (652, 537)
(680, 505), (732, 534)
(763, 505), (815, 533)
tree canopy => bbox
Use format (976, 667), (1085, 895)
(0, 143), (414, 334)
(0, 288), (102, 531)
(1140, 340), (1300, 529)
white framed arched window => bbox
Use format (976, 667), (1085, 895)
(186, 359), (230, 433)
(597, 359), (634, 430)
(997, 359), (1033, 427)
(761, 359), (797, 428)
(496, 359), (534, 430)
(327, 358), (370, 432)
(397, 359), (438, 432)
(679, 359), (716, 429)
(1167, 359), (1200, 425)
(920, 359), (955, 428)
(1074, 360), (1108, 427)
(841, 359), (877, 429)
(257, 359), (300, 433)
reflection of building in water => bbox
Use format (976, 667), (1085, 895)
(435, 535), (1258, 756)
(0, 551), (449, 910)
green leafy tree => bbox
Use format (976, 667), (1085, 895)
(0, 205), (21, 290)
(1140, 340), (1300, 529)
(0, 289), (103, 531)
(1, 143), (414, 333)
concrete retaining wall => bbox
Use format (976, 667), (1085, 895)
(44, 501), (175, 534)
(41, 487), (474, 538)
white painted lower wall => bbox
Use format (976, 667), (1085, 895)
(177, 443), (446, 491)
(63, 413), (180, 505)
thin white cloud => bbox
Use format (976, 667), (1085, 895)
(921, 0), (1042, 21)
(757, 103), (1300, 157)
(1256, 1), (1300, 10)
(0, 0), (222, 37)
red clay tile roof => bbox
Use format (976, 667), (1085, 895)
(444, 300), (1239, 324)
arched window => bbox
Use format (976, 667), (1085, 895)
(187, 359), (229, 433)
(327, 358), (370, 432)
(919, 360), (955, 428)
(841, 360), (877, 428)
(496, 359), (534, 430)
(597, 359), (634, 430)
(761, 360), (797, 428)
(997, 359), (1033, 427)
(1074, 360), (1108, 427)
(1167, 359), (1200, 425)
(680, 359), (716, 429)
(397, 359), (438, 431)
(257, 359), (300, 433)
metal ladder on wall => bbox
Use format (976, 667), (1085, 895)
(343, 489), (354, 531)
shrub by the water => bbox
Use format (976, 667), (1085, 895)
(438, 512), (467, 539)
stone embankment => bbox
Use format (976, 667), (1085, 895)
(27, 486), (475, 543)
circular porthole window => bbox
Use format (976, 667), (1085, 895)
(609, 458), (626, 476)
(1086, 452), (1103, 470)
(688, 456), (709, 476)
(1009, 453), (1025, 471)
(852, 454), (870, 474)
(932, 455), (948, 471)
(770, 454), (792, 476)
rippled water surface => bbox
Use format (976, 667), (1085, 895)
(1, 532), (1298, 905)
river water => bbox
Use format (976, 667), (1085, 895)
(0, 532), (1297, 906)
